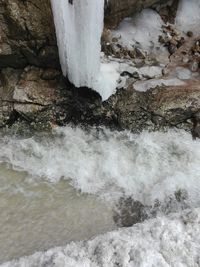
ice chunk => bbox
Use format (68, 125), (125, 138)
(51, 0), (104, 88)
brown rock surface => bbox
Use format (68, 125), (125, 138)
(0, 0), (58, 68)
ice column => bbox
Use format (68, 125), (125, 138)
(51, 0), (104, 88)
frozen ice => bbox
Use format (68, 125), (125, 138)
(51, 0), (104, 88)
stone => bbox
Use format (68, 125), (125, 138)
(113, 197), (147, 227)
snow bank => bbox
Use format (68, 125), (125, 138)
(2, 208), (200, 267)
(112, 9), (165, 53)
(93, 61), (120, 100)
(176, 0), (200, 35)
(1, 127), (200, 206)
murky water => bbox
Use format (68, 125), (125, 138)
(0, 164), (115, 263)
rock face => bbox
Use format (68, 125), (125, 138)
(0, 0), (58, 69)
(0, 0), (200, 138)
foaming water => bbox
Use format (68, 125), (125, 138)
(1, 126), (200, 205)
(0, 164), (115, 263)
(1, 126), (200, 263)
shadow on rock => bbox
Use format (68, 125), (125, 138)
(113, 189), (190, 227)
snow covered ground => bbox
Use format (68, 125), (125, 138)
(2, 208), (200, 267)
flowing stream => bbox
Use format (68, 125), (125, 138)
(0, 163), (115, 263)
(1, 126), (200, 264)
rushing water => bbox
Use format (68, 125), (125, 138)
(0, 163), (115, 263)
(1, 126), (200, 264)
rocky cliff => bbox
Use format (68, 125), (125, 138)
(0, 0), (200, 138)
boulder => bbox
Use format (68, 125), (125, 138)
(0, 0), (58, 69)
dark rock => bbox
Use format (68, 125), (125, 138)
(192, 124), (200, 139)
(113, 189), (189, 228)
(113, 197), (147, 227)
(0, 0), (59, 69)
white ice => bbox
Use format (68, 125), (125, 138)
(111, 9), (165, 54)
(2, 208), (200, 267)
(51, 0), (104, 89)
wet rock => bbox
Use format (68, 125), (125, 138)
(115, 194), (189, 227)
(148, 85), (200, 130)
(151, 189), (189, 216)
(0, 68), (22, 127)
(106, 87), (151, 133)
(113, 197), (147, 227)
(159, 23), (184, 55)
(1, 65), (200, 136)
(187, 31), (194, 38)
(113, 189), (189, 228)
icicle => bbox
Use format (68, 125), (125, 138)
(51, 0), (104, 89)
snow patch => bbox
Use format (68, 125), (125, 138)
(176, 0), (200, 36)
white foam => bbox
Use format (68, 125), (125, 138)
(51, 0), (104, 88)
(1, 127), (200, 206)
